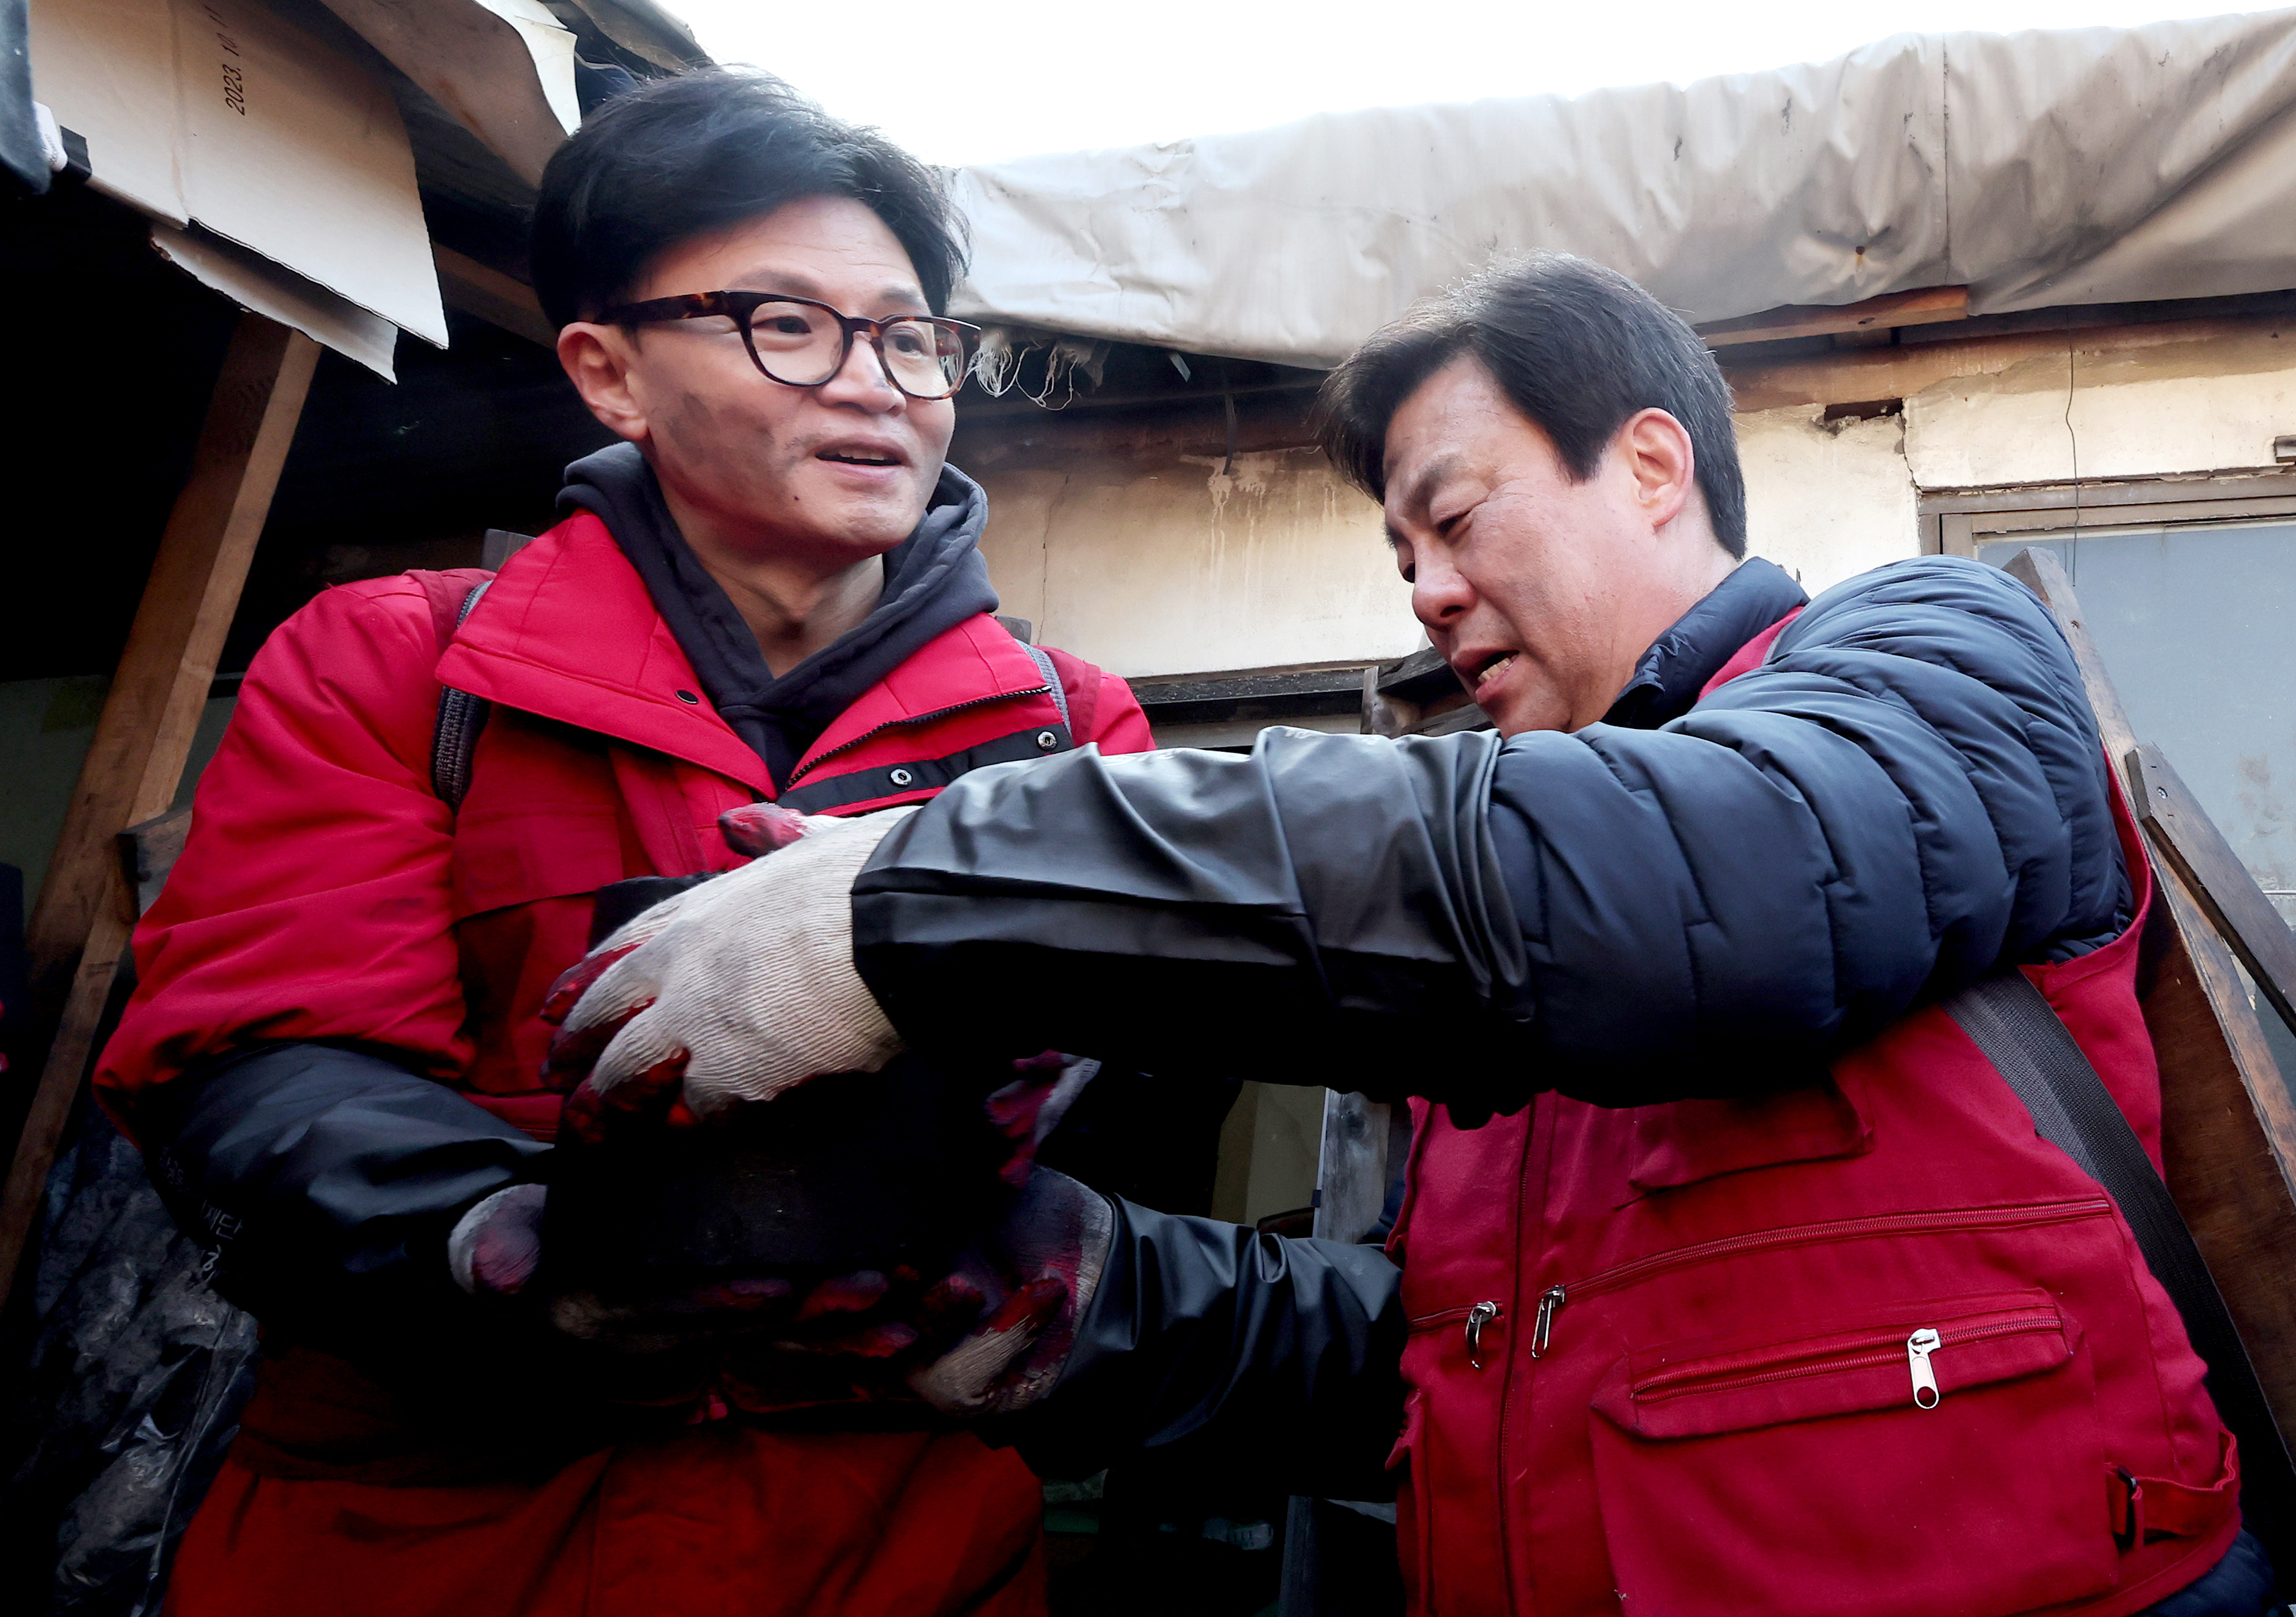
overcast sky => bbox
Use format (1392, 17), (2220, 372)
(670, 1), (2258, 167)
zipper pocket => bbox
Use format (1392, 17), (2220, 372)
(1633, 1306), (2063, 1411)
(1407, 1300), (1506, 1370)
(1535, 1196), (2110, 1357)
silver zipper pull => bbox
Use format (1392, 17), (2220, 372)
(1530, 1286), (1566, 1359)
(1907, 1327), (1942, 1408)
(1465, 1301), (1501, 1370)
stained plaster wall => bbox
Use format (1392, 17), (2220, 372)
(1902, 328), (2296, 488)
(974, 447), (1424, 679)
(1735, 407), (1922, 595)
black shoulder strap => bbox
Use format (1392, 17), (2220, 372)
(1946, 970), (2296, 1542)
(432, 581), (493, 810)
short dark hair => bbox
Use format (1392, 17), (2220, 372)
(530, 69), (967, 329)
(1316, 254), (1747, 557)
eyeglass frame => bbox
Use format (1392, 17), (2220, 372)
(594, 290), (981, 401)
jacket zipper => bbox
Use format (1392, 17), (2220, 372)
(784, 684), (1054, 786)
(1525, 1196), (2108, 1358)
(1632, 1308), (2060, 1409)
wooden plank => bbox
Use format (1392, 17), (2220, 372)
(1313, 1091), (1395, 1244)
(1, 313), (317, 1316)
(1696, 284), (1969, 349)
(2003, 549), (2138, 757)
(22, 315), (317, 1012)
(2130, 742), (2296, 1036)
(434, 246), (554, 348)
(1723, 311), (2293, 414)
(1362, 649), (1492, 740)
(2005, 545), (2296, 1481)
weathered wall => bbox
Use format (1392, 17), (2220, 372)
(975, 445), (1422, 679)
(1904, 328), (2296, 488)
(1736, 407), (1922, 594)
(967, 328), (2296, 680)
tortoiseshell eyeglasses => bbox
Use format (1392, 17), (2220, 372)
(596, 290), (980, 401)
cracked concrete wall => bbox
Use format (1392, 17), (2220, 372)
(1904, 329), (2296, 488)
(1736, 406), (1922, 595)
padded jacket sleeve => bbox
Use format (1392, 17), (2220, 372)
(1002, 1196), (1406, 1499)
(99, 578), (475, 1111)
(94, 580), (537, 1351)
(142, 1042), (545, 1355)
(853, 557), (2129, 1111)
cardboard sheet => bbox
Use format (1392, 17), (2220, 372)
(29, 0), (447, 358)
(320, 0), (577, 186)
(154, 221), (398, 378)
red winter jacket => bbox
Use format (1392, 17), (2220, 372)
(96, 510), (1153, 1617)
(1384, 641), (2235, 1617)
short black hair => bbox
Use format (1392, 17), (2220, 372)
(531, 69), (967, 329)
(1316, 254), (1747, 557)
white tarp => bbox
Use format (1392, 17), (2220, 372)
(949, 9), (2296, 368)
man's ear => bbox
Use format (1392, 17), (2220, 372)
(559, 322), (651, 445)
(1618, 408), (1696, 532)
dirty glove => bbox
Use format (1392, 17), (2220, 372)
(905, 1167), (1116, 1417)
(546, 807), (915, 1140)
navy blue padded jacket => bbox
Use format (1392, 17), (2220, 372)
(852, 554), (2130, 1120)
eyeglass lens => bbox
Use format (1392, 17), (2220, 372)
(746, 302), (967, 398)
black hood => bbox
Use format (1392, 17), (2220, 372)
(559, 442), (999, 786)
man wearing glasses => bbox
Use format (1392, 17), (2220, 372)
(95, 68), (1150, 1617)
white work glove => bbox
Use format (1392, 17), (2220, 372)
(546, 807), (914, 1141)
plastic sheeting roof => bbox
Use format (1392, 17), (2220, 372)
(947, 9), (2296, 368)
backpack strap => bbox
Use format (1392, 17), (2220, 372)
(407, 567), (496, 811)
(1005, 622), (1107, 745)
(1946, 969), (2296, 1551)
(1019, 641), (1071, 733)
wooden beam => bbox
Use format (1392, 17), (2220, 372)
(1, 313), (319, 1315)
(434, 246), (555, 348)
(2130, 743), (2296, 1037)
(1723, 310), (2290, 413)
(2005, 547), (2296, 1490)
(1696, 285), (1969, 349)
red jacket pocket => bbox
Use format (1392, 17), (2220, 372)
(1588, 1288), (2113, 1617)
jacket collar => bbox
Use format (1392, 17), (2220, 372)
(433, 513), (774, 794)
(1601, 556), (1809, 730)
(431, 513), (1041, 797)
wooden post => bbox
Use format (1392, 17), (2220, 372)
(2005, 547), (2296, 1463)
(0, 312), (319, 1314)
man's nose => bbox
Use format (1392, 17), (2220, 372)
(1411, 552), (1475, 628)
(817, 332), (904, 409)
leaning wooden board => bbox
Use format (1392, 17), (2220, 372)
(2006, 547), (2296, 1464)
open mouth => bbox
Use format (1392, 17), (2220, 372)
(1471, 651), (1518, 692)
(818, 448), (902, 468)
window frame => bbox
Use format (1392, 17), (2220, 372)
(1920, 469), (2296, 556)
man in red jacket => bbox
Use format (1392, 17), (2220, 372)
(95, 69), (1150, 1617)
